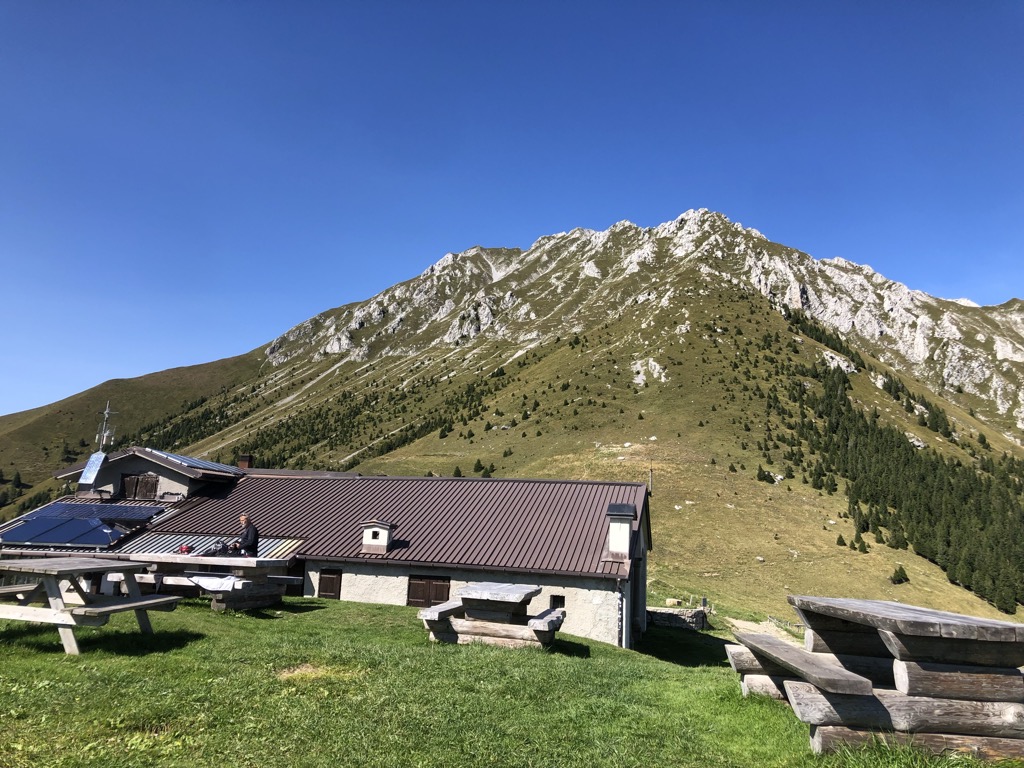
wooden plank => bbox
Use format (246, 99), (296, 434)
(792, 607), (878, 634)
(71, 595), (182, 617)
(879, 629), (1024, 667)
(0, 603), (81, 626)
(463, 606), (528, 624)
(449, 617), (541, 642)
(0, 557), (149, 577)
(894, 659), (1024, 701)
(810, 725), (1024, 760)
(728, 642), (892, 684)
(740, 674), (796, 700)
(788, 595), (1022, 642)
(457, 583), (541, 603)
(726, 644), (789, 676)
(0, 582), (44, 604)
(735, 632), (873, 695)
(785, 680), (1024, 739)
(805, 628), (893, 658)
(527, 608), (565, 632)
(417, 599), (464, 622)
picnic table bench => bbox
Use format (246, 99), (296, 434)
(0, 556), (182, 655)
(729, 595), (1024, 760)
(418, 582), (565, 648)
(123, 553), (298, 611)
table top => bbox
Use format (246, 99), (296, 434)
(128, 553), (291, 568)
(0, 556), (149, 577)
(458, 582), (541, 603)
(789, 595), (1024, 642)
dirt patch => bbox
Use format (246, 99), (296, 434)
(724, 618), (802, 646)
(278, 663), (329, 680)
(277, 664), (363, 682)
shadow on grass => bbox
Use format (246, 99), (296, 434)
(82, 628), (206, 656)
(0, 624), (204, 656)
(547, 637), (591, 658)
(229, 600), (327, 619)
(636, 624), (731, 668)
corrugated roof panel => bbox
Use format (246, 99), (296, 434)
(143, 448), (244, 477)
(118, 532), (304, 559)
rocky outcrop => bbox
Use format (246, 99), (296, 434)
(262, 211), (1023, 437)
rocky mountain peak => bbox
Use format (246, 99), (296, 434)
(264, 211), (1024, 438)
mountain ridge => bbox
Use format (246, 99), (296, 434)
(3, 209), (1022, 620)
(261, 209), (1023, 440)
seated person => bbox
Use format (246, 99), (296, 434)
(230, 514), (259, 557)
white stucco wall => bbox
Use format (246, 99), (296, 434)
(304, 561), (628, 647)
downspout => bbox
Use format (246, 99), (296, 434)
(616, 578), (624, 648)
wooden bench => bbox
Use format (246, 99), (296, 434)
(527, 607), (566, 632)
(0, 583), (42, 600)
(70, 595), (183, 618)
(734, 632), (873, 695)
(417, 599), (465, 622)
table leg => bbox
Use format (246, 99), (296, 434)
(42, 575), (80, 655)
(120, 572), (154, 634)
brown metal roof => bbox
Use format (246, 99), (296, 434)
(55, 446), (243, 481)
(147, 475), (649, 580)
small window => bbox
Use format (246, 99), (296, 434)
(371, 530), (380, 540)
(550, 595), (566, 610)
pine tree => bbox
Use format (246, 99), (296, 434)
(836, 534), (846, 546)
(889, 565), (909, 585)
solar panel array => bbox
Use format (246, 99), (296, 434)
(29, 502), (161, 521)
(144, 448), (243, 476)
(0, 501), (164, 548)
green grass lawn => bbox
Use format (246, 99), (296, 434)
(0, 599), (1014, 768)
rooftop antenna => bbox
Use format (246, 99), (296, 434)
(95, 401), (117, 450)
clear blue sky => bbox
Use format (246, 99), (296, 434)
(1, 2), (1021, 416)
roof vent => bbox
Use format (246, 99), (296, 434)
(604, 503), (636, 561)
(360, 519), (396, 555)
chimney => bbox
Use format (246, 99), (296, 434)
(237, 454), (254, 470)
(360, 519), (396, 555)
(605, 503), (636, 561)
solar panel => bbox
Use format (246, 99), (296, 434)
(29, 502), (162, 521)
(44, 518), (115, 546)
(79, 451), (106, 485)
(144, 448), (242, 475)
(0, 517), (69, 544)
(0, 517), (130, 547)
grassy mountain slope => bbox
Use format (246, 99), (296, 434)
(0, 352), (263, 506)
(2, 212), (1022, 624)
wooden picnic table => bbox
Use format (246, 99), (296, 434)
(125, 553), (299, 611)
(788, 595), (1024, 666)
(729, 595), (1024, 759)
(0, 556), (181, 655)
(418, 582), (566, 648)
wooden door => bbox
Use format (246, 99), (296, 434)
(407, 576), (450, 608)
(319, 570), (342, 600)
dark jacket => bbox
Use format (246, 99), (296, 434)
(238, 522), (259, 557)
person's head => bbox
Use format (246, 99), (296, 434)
(239, 514), (249, 527)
